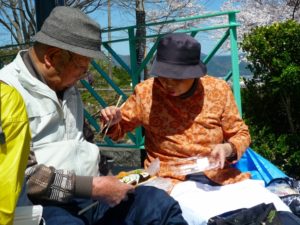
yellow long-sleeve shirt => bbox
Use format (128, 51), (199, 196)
(0, 82), (31, 225)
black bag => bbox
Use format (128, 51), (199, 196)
(83, 119), (95, 143)
(266, 177), (300, 218)
(207, 203), (282, 225)
(281, 194), (300, 218)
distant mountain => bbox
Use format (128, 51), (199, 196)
(204, 54), (252, 77)
(113, 54), (252, 78)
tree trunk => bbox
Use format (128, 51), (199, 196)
(281, 91), (295, 133)
(0, 0), (102, 45)
(135, 0), (147, 81)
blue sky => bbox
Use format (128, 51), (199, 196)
(89, 0), (227, 55)
(0, 0), (227, 53)
(92, 0), (224, 27)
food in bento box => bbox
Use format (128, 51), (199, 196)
(117, 169), (152, 185)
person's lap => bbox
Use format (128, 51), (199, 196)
(94, 186), (187, 225)
(42, 186), (187, 225)
(43, 205), (88, 225)
(42, 198), (99, 225)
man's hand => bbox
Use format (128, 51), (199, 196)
(100, 106), (122, 127)
(210, 143), (235, 169)
(91, 176), (134, 207)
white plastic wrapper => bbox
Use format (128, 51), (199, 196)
(141, 177), (174, 192)
(168, 156), (220, 176)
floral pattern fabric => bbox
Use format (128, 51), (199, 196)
(108, 76), (251, 185)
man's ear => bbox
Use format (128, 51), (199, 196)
(44, 47), (61, 68)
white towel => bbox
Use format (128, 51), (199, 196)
(14, 205), (43, 225)
(171, 179), (291, 225)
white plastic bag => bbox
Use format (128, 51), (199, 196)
(167, 156), (220, 176)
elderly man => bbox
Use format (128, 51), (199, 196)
(0, 6), (187, 225)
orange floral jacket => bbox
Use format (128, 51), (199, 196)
(107, 76), (251, 185)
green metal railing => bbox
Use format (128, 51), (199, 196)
(0, 10), (242, 150)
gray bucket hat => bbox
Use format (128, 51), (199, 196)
(150, 33), (207, 79)
(33, 6), (102, 59)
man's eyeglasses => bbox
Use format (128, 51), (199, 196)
(78, 69), (92, 80)
(65, 50), (92, 80)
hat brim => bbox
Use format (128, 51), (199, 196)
(150, 58), (207, 79)
(33, 31), (103, 59)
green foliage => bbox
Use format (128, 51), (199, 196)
(241, 20), (300, 134)
(245, 119), (300, 179)
(0, 47), (20, 68)
(78, 58), (133, 143)
(79, 59), (132, 115)
(241, 20), (300, 178)
(112, 65), (132, 88)
(246, 122), (300, 179)
(242, 20), (300, 80)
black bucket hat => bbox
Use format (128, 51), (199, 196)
(33, 6), (102, 59)
(150, 33), (207, 79)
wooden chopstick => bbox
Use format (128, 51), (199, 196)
(78, 201), (99, 215)
(101, 95), (123, 140)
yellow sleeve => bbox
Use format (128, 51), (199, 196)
(0, 83), (31, 225)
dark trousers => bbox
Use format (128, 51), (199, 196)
(42, 186), (188, 225)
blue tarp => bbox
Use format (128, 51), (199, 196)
(233, 148), (288, 185)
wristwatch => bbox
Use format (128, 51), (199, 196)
(226, 142), (237, 162)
